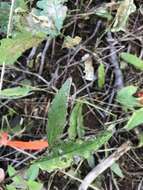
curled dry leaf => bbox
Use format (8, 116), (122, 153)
(82, 54), (96, 81)
(0, 168), (5, 183)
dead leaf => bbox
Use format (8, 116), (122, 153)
(62, 36), (81, 49)
(82, 54), (96, 81)
(111, 0), (136, 32)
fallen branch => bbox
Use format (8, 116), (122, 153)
(78, 141), (131, 190)
(107, 32), (124, 90)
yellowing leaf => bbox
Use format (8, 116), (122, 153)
(120, 52), (143, 70)
(111, 0), (136, 32)
(0, 32), (45, 65)
(62, 36), (81, 49)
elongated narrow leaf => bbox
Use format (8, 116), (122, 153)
(68, 101), (84, 140)
(0, 86), (32, 99)
(111, 163), (124, 178)
(34, 130), (112, 172)
(47, 78), (72, 146)
(98, 63), (105, 89)
(120, 52), (143, 71)
(124, 108), (143, 130)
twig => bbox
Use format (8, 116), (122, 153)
(39, 38), (52, 75)
(7, 0), (15, 37)
(107, 32), (124, 90)
(78, 141), (131, 190)
(0, 62), (5, 90)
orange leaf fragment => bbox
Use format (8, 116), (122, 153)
(0, 132), (48, 150)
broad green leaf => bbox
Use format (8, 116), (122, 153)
(47, 78), (72, 146)
(120, 52), (143, 71)
(0, 86), (32, 99)
(26, 165), (39, 181)
(111, 0), (136, 32)
(98, 63), (105, 89)
(34, 130), (112, 172)
(124, 108), (143, 130)
(68, 102), (84, 140)
(116, 86), (141, 110)
(26, 180), (43, 190)
(111, 163), (124, 178)
(0, 32), (45, 65)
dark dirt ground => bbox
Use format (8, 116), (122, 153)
(0, 0), (143, 189)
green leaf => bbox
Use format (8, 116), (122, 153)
(7, 165), (24, 186)
(34, 130), (112, 172)
(68, 101), (84, 140)
(116, 86), (141, 110)
(47, 78), (72, 146)
(95, 7), (112, 20)
(26, 165), (39, 181)
(0, 32), (45, 65)
(26, 180), (43, 190)
(0, 86), (32, 99)
(0, 2), (10, 32)
(111, 0), (136, 32)
(98, 63), (105, 89)
(111, 163), (124, 178)
(124, 108), (143, 130)
(6, 185), (16, 190)
(120, 52), (143, 71)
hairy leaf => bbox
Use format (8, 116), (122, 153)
(120, 52), (143, 71)
(47, 78), (72, 146)
(34, 130), (112, 172)
(0, 32), (45, 65)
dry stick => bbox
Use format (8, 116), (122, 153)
(0, 63), (5, 90)
(107, 32), (124, 90)
(39, 38), (52, 75)
(78, 141), (131, 190)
